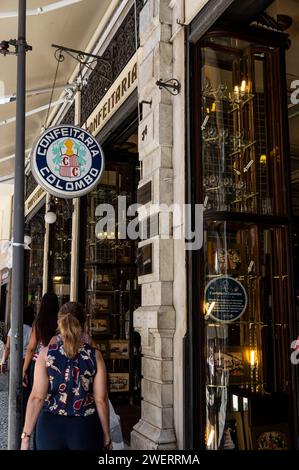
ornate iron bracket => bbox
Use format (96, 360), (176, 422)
(51, 44), (112, 82)
(51, 44), (112, 86)
(0, 39), (32, 56)
(156, 78), (181, 96)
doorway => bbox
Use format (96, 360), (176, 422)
(79, 116), (141, 445)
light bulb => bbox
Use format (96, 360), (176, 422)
(234, 85), (239, 100)
(241, 80), (246, 93)
(260, 154), (267, 165)
(44, 211), (57, 224)
(250, 350), (256, 367)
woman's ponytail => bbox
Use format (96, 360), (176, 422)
(57, 302), (86, 358)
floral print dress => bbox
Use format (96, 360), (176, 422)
(44, 335), (97, 417)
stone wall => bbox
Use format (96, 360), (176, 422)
(131, 0), (185, 450)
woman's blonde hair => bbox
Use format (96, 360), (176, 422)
(57, 302), (86, 358)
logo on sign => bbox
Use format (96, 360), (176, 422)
(31, 125), (104, 198)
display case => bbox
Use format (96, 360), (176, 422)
(83, 162), (141, 398)
(195, 30), (294, 450)
(49, 198), (72, 306)
(200, 35), (287, 216)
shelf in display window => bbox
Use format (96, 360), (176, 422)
(205, 320), (270, 327)
(86, 262), (136, 268)
(90, 317), (111, 334)
(88, 289), (115, 294)
(228, 94), (255, 112)
(205, 274), (259, 279)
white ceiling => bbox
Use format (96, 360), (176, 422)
(0, 0), (111, 179)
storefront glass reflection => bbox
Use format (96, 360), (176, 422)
(204, 222), (291, 449)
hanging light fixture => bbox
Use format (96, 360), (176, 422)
(24, 223), (32, 247)
(45, 210), (57, 224)
(44, 199), (57, 224)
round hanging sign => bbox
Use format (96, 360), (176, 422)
(204, 276), (248, 323)
(31, 125), (105, 198)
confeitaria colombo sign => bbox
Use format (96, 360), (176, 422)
(31, 125), (105, 198)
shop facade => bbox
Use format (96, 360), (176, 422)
(22, 0), (299, 450)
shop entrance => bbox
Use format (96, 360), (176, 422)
(79, 116), (141, 445)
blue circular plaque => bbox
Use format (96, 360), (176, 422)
(31, 125), (105, 199)
(204, 276), (247, 323)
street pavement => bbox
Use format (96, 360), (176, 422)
(0, 340), (8, 450)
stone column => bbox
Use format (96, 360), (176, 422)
(131, 0), (177, 450)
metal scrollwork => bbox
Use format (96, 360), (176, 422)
(80, 0), (143, 125)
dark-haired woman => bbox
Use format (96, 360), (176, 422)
(0, 305), (35, 373)
(21, 302), (111, 451)
(22, 292), (59, 386)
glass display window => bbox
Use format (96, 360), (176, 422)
(49, 198), (72, 306)
(200, 34), (288, 216)
(203, 221), (292, 450)
(192, 27), (295, 450)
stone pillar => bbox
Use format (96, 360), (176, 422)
(131, 0), (177, 450)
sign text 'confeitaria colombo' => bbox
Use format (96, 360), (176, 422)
(31, 125), (105, 199)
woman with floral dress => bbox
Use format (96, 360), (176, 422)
(21, 302), (111, 450)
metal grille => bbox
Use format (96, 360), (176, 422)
(80, 0), (143, 125)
